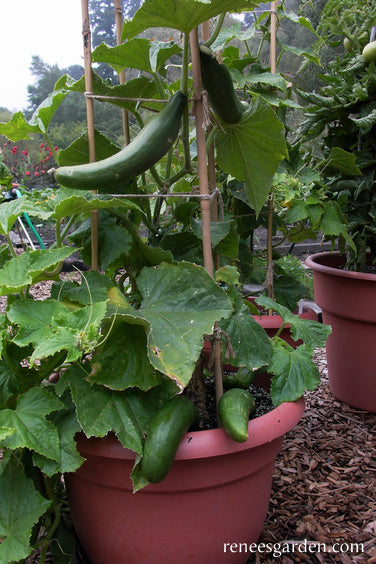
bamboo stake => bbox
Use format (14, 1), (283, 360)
(190, 26), (224, 419)
(114, 0), (130, 145)
(189, 28), (214, 278)
(81, 0), (99, 270)
(266, 0), (278, 305)
(270, 1), (278, 74)
(202, 20), (220, 264)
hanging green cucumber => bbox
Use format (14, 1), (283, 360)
(53, 90), (187, 192)
(218, 387), (255, 442)
(199, 45), (246, 124)
(142, 395), (199, 483)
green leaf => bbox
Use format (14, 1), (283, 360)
(92, 38), (181, 75)
(0, 457), (51, 563)
(191, 218), (233, 247)
(0, 387), (64, 461)
(283, 12), (318, 36)
(218, 286), (272, 370)
(270, 341), (320, 405)
(59, 365), (146, 454)
(0, 247), (77, 296)
(137, 262), (233, 388)
(51, 270), (113, 307)
(320, 147), (361, 175)
(33, 398), (84, 475)
(51, 193), (141, 221)
(60, 72), (159, 113)
(0, 111), (40, 142)
(211, 22), (256, 51)
(149, 39), (182, 73)
(68, 214), (134, 273)
(160, 231), (202, 263)
(0, 427), (16, 441)
(8, 299), (108, 363)
(89, 317), (162, 391)
(0, 198), (24, 235)
(215, 265), (240, 286)
(350, 107), (376, 133)
(122, 0), (261, 39)
(236, 69), (288, 92)
(256, 295), (331, 349)
(215, 97), (287, 215)
(8, 300), (68, 348)
(57, 128), (121, 167)
(273, 275), (309, 311)
(281, 44), (321, 66)
(28, 89), (69, 133)
(0, 197), (53, 236)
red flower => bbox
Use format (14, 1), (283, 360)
(40, 143), (44, 149)
(45, 156), (49, 161)
(54, 146), (58, 151)
(34, 171), (39, 177)
(22, 149), (28, 156)
(11, 146), (18, 154)
(25, 171), (30, 176)
(41, 170), (45, 173)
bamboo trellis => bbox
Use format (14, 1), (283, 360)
(79, 1), (279, 276)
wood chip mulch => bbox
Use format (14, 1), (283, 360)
(248, 348), (376, 564)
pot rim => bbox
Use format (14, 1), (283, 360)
(76, 396), (305, 462)
(305, 251), (376, 282)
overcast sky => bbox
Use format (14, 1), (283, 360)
(0, 0), (84, 112)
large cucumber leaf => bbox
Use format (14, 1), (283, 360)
(215, 97), (288, 215)
(0, 387), (64, 462)
(0, 457), (51, 563)
(0, 247), (76, 296)
(8, 299), (108, 363)
(138, 262), (233, 388)
(0, 89), (69, 141)
(218, 286), (272, 370)
(270, 340), (320, 406)
(57, 365), (177, 455)
(256, 295), (331, 349)
(122, 0), (262, 39)
(92, 38), (181, 75)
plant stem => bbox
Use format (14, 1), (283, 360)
(203, 13), (226, 48)
(180, 33), (193, 175)
(6, 233), (17, 258)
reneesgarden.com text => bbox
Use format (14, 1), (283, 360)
(223, 540), (365, 558)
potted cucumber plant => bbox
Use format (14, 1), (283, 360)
(296, 0), (376, 413)
(0, 1), (330, 562)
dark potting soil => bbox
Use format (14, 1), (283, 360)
(190, 375), (274, 432)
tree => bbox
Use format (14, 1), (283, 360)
(123, 0), (143, 20)
(27, 56), (63, 112)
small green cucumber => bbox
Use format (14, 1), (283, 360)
(218, 388), (255, 442)
(199, 45), (246, 124)
(54, 90), (187, 192)
(142, 395), (198, 483)
(223, 366), (256, 390)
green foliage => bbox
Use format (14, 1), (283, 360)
(0, 2), (333, 561)
(295, 14), (376, 269)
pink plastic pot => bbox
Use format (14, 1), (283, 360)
(306, 251), (376, 412)
(65, 397), (304, 564)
